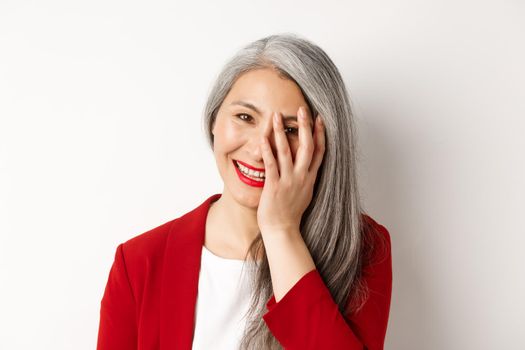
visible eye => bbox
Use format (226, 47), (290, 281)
(235, 113), (253, 122)
(284, 127), (298, 136)
(235, 113), (298, 136)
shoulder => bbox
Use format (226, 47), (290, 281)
(354, 213), (392, 314)
(345, 214), (393, 345)
(118, 218), (174, 264)
(115, 194), (218, 267)
(360, 213), (392, 269)
(361, 214), (391, 242)
(110, 217), (182, 296)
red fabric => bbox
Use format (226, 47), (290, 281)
(97, 193), (392, 350)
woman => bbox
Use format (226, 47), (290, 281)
(97, 33), (392, 350)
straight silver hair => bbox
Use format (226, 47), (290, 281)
(202, 33), (386, 349)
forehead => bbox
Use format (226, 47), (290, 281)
(224, 68), (308, 111)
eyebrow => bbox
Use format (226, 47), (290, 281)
(230, 100), (299, 122)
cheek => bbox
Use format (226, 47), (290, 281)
(213, 120), (244, 150)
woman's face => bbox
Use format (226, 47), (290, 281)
(212, 67), (313, 209)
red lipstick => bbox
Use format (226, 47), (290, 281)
(235, 159), (265, 172)
(232, 159), (265, 188)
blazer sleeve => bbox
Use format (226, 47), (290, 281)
(262, 223), (392, 350)
(97, 243), (138, 350)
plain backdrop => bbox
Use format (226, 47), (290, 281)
(1, 0), (524, 349)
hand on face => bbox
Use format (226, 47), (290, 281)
(257, 106), (325, 235)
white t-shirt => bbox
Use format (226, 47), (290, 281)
(192, 245), (258, 350)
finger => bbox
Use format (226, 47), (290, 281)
(260, 136), (279, 185)
(294, 106), (314, 176)
(272, 111), (293, 179)
(308, 114), (326, 174)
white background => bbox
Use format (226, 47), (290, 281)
(1, 1), (524, 349)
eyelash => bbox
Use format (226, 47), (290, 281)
(235, 113), (298, 135)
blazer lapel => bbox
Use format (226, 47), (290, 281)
(160, 193), (222, 349)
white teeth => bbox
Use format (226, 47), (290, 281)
(236, 161), (265, 179)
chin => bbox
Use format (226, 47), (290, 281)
(232, 188), (261, 210)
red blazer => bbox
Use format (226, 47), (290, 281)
(97, 193), (392, 350)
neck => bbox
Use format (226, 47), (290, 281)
(205, 189), (261, 259)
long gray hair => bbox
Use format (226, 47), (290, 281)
(202, 33), (381, 349)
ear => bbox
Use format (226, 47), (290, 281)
(211, 108), (219, 136)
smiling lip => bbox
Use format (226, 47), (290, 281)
(232, 159), (265, 188)
(234, 159), (265, 172)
